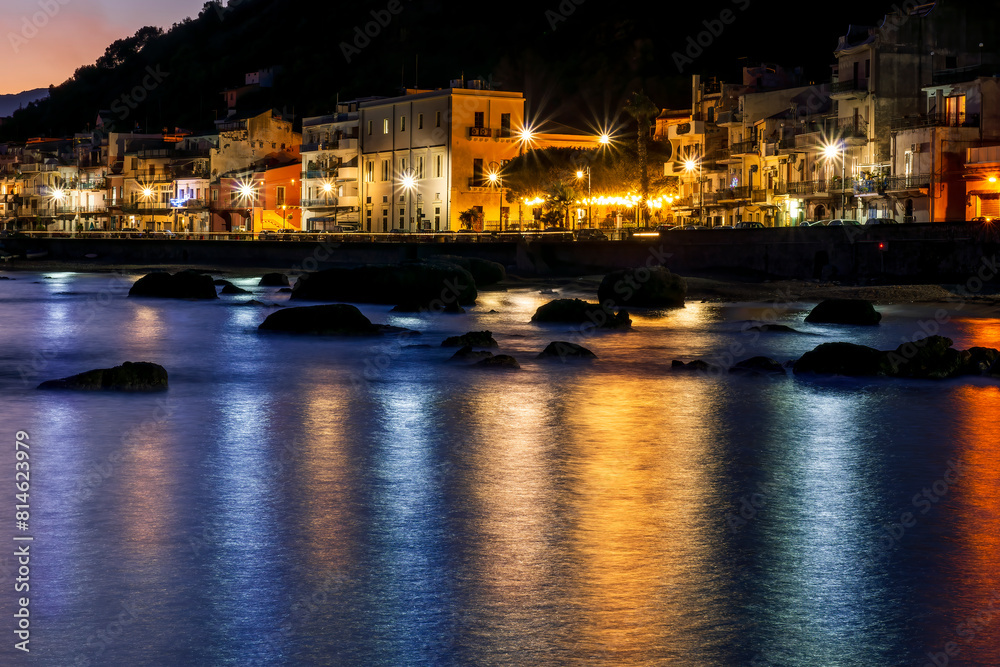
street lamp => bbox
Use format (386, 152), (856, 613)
(823, 141), (847, 219)
(400, 171), (416, 231)
(576, 167), (591, 228)
(487, 161), (504, 231)
(684, 156), (703, 226)
(236, 178), (256, 236)
(140, 186), (154, 231)
(322, 181), (334, 232)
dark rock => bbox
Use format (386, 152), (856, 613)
(884, 336), (963, 379)
(0, 276), (12, 280)
(259, 272), (290, 287)
(531, 299), (631, 329)
(960, 347), (1000, 376)
(598, 266), (686, 308)
(746, 324), (800, 334)
(475, 355), (520, 369)
(38, 361), (168, 392)
(432, 255), (506, 286)
(258, 304), (382, 336)
(219, 281), (250, 295)
(804, 298), (882, 325)
(672, 359), (720, 373)
(441, 331), (498, 348)
(129, 270), (218, 299)
(212, 278), (228, 286)
(793, 342), (893, 376)
(537, 341), (597, 360)
(290, 261), (477, 305)
(729, 356), (787, 376)
(450, 345), (495, 361)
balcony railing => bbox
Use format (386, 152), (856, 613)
(716, 110), (742, 125)
(468, 127), (491, 138)
(837, 116), (868, 139)
(884, 173), (931, 190)
(729, 140), (757, 156)
(717, 186), (750, 200)
(751, 189), (767, 203)
(890, 112), (980, 130)
(831, 79), (867, 94)
(932, 64), (995, 86)
(301, 198), (338, 208)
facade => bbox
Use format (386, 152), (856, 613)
(964, 145), (1000, 219)
(300, 101), (365, 231)
(359, 84), (526, 232)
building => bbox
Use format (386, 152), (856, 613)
(359, 82), (527, 232)
(300, 100), (367, 231)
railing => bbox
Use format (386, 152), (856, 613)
(884, 173), (931, 190)
(831, 79), (867, 94)
(11, 230), (611, 242)
(716, 110), (742, 125)
(837, 116), (868, 139)
(751, 189), (767, 203)
(890, 112), (980, 130)
(932, 64), (994, 86)
(301, 198), (338, 207)
(468, 127), (491, 138)
(729, 140), (757, 156)
(717, 186), (750, 200)
(305, 170), (334, 179)
(76, 180), (108, 190)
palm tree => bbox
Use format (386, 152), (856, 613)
(458, 207), (481, 230)
(624, 90), (660, 225)
(545, 181), (577, 228)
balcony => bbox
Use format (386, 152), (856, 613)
(837, 116), (868, 142)
(884, 173), (931, 191)
(932, 64), (995, 86)
(890, 112), (980, 130)
(831, 79), (868, 97)
(76, 179), (108, 190)
(729, 140), (758, 157)
(301, 198), (338, 208)
(751, 189), (768, 203)
(468, 127), (492, 138)
(716, 110), (742, 126)
(717, 186), (750, 201)
(338, 166), (359, 180)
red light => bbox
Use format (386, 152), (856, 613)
(878, 242), (885, 250)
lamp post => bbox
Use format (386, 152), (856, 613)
(823, 141), (847, 219)
(575, 167), (591, 228)
(140, 186), (154, 232)
(487, 161), (503, 231)
(237, 179), (256, 237)
(400, 171), (416, 232)
(322, 181), (334, 232)
(684, 157), (703, 227)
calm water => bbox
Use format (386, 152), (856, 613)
(1, 270), (999, 666)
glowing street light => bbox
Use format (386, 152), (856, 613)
(487, 162), (504, 231)
(398, 171), (417, 231)
(822, 140), (847, 219)
(575, 167), (592, 228)
(684, 155), (703, 226)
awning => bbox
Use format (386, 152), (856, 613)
(968, 191), (1000, 199)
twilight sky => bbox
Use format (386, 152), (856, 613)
(1, 0), (206, 95)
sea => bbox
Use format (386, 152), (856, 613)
(0, 269), (998, 666)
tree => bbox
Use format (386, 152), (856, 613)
(623, 90), (660, 224)
(544, 181), (577, 228)
(458, 207), (481, 230)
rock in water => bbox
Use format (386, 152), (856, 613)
(729, 357), (787, 376)
(450, 345), (495, 361)
(259, 273), (290, 287)
(536, 341), (597, 359)
(290, 261), (477, 306)
(960, 347), (1000, 376)
(38, 362), (168, 392)
(258, 304), (382, 336)
(219, 281), (250, 294)
(597, 266), (686, 308)
(745, 324), (800, 334)
(441, 331), (498, 347)
(432, 255), (506, 286)
(531, 299), (631, 329)
(884, 336), (963, 379)
(793, 342), (893, 376)
(129, 270), (218, 299)
(392, 301), (465, 314)
(672, 359), (720, 373)
(804, 298), (881, 325)
(475, 355), (520, 369)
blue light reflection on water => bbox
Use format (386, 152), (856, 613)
(0, 272), (999, 665)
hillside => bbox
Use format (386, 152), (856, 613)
(0, 88), (48, 119)
(0, 0), (891, 141)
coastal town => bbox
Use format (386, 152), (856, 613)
(1, 1), (998, 238)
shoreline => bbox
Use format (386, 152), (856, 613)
(3, 259), (1000, 311)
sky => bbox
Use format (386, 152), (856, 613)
(0, 0), (206, 95)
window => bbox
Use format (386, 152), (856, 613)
(383, 118), (389, 134)
(417, 156), (424, 179)
(400, 116), (406, 132)
(367, 120), (373, 135)
(418, 113), (424, 129)
(400, 158), (407, 175)
(276, 186), (285, 206)
(500, 113), (511, 137)
(365, 161), (374, 182)
(436, 155), (442, 178)
(474, 112), (484, 128)
(381, 159), (390, 181)
(473, 158), (484, 186)
(864, 59), (870, 78)
(435, 111), (441, 127)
